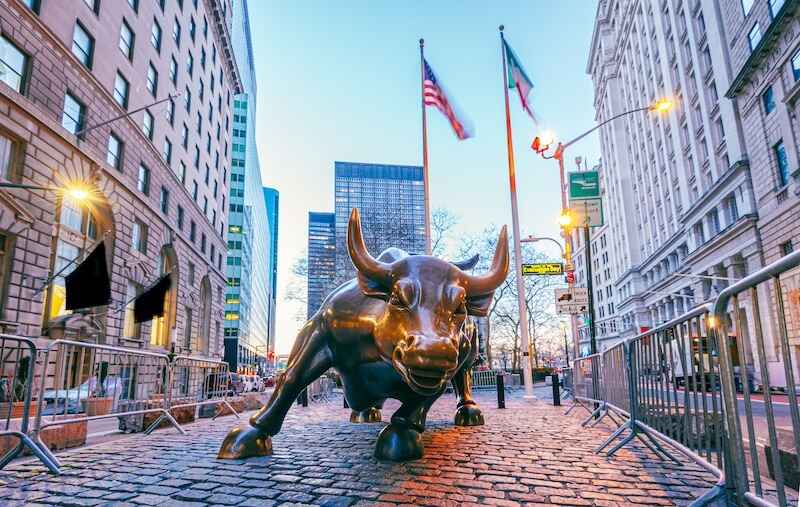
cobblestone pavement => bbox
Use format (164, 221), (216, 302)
(0, 391), (718, 506)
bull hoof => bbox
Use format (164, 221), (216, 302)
(217, 425), (273, 459)
(350, 408), (382, 423)
(454, 404), (484, 426)
(374, 424), (423, 462)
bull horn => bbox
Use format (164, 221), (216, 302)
(463, 226), (509, 295)
(347, 208), (392, 285)
(451, 253), (480, 271)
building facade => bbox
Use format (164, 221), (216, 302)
(307, 211), (335, 318)
(721, 0), (800, 386)
(0, 0), (241, 356)
(586, 0), (762, 353)
(333, 161), (426, 285)
(263, 186), (279, 343)
(224, 0), (271, 373)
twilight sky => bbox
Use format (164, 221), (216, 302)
(248, 1), (601, 353)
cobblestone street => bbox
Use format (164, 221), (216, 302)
(0, 391), (717, 506)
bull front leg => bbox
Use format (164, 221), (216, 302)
(350, 398), (384, 423)
(375, 392), (441, 462)
(218, 320), (332, 459)
(453, 325), (484, 427)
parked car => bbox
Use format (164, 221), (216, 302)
(203, 372), (233, 398)
(263, 375), (276, 388)
(41, 376), (124, 415)
(229, 373), (245, 394)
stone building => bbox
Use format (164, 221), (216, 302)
(0, 0), (242, 357)
(722, 0), (800, 386)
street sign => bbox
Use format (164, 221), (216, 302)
(555, 288), (589, 315)
(522, 263), (563, 276)
(568, 171), (600, 199)
(569, 198), (604, 227)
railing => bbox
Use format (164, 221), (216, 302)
(712, 250), (800, 506)
(566, 249), (800, 506)
(0, 339), (239, 475)
(307, 377), (334, 402)
(471, 370), (521, 389)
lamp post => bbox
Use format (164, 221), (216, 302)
(531, 98), (673, 357)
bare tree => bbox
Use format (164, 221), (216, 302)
(284, 251), (309, 324)
(430, 208), (459, 257)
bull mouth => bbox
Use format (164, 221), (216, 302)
(391, 356), (453, 396)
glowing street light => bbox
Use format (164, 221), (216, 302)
(557, 210), (573, 228)
(651, 98), (674, 113)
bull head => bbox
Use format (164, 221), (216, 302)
(347, 208), (508, 395)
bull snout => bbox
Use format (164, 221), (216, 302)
(393, 335), (459, 394)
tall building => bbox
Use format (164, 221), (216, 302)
(307, 212), (336, 318)
(225, 0), (272, 373)
(263, 186), (279, 342)
(0, 0), (241, 355)
(586, 0), (762, 350)
(333, 161), (426, 284)
(721, 0), (800, 385)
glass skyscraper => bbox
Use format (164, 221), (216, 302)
(263, 187), (279, 343)
(226, 0), (273, 373)
(333, 161), (426, 285)
(307, 212), (336, 318)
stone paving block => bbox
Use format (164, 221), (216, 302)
(205, 493), (247, 505)
(316, 494), (356, 507)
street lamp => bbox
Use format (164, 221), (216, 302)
(531, 97), (674, 357)
(0, 179), (95, 205)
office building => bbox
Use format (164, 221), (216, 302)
(333, 161), (426, 284)
(225, 0), (272, 373)
(307, 212), (336, 318)
(263, 186), (279, 343)
(0, 0), (242, 356)
(586, 0), (762, 352)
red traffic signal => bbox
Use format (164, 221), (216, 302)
(565, 271), (575, 284)
(531, 137), (541, 152)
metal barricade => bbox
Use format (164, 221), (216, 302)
(0, 335), (58, 473)
(713, 250), (800, 506)
(160, 355), (238, 424)
(561, 367), (573, 400)
(471, 369), (501, 389)
(565, 354), (601, 420)
(307, 377), (334, 402)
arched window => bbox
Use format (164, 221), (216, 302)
(150, 245), (178, 349)
(45, 192), (113, 325)
(198, 275), (211, 355)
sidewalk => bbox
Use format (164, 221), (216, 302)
(0, 391), (718, 506)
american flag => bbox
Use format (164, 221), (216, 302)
(423, 59), (472, 140)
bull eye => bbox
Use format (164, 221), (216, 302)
(388, 293), (405, 308)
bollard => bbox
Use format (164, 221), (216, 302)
(551, 373), (561, 406)
(298, 388), (308, 407)
(496, 373), (505, 409)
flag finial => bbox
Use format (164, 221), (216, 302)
(419, 38), (424, 47)
(499, 25), (504, 32)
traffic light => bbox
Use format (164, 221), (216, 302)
(565, 271), (575, 285)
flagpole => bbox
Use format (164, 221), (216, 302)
(499, 26), (534, 398)
(420, 38), (432, 256)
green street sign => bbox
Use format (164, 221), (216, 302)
(522, 263), (564, 276)
(568, 171), (600, 199)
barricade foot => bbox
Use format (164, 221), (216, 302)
(581, 405), (604, 427)
(0, 432), (60, 475)
(143, 410), (186, 435)
(595, 421), (631, 454)
(212, 400), (240, 421)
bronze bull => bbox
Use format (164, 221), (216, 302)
(218, 208), (509, 461)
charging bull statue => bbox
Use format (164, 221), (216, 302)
(218, 208), (509, 461)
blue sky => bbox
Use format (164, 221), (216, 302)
(248, 1), (601, 353)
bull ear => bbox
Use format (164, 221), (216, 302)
(466, 292), (494, 317)
(357, 274), (391, 300)
(451, 254), (480, 271)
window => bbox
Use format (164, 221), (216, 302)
(769, 0), (785, 17)
(72, 22), (94, 68)
(186, 53), (194, 76)
(198, 78), (204, 102)
(151, 19), (162, 52)
(166, 97), (175, 125)
(169, 56), (178, 85)
(123, 281), (142, 339)
(178, 161), (186, 184)
(748, 24), (761, 51)
(0, 131), (19, 181)
(723, 194), (739, 224)
(160, 186), (170, 213)
(183, 307), (193, 349)
(107, 133), (123, 170)
(142, 109), (154, 140)
(156, 0), (165, 11)
(203, 16), (208, 38)
(202, 196), (208, 214)
(0, 35), (28, 93)
(22, 0), (40, 13)
(177, 205), (184, 230)
(146, 62), (158, 97)
(162, 139), (172, 163)
(741, 0), (755, 15)
(707, 209), (721, 235)
(192, 180), (198, 200)
(781, 240), (794, 256)
(137, 164), (150, 194)
(762, 86), (775, 114)
(113, 72), (129, 108)
(172, 17), (181, 46)
(62, 93), (86, 136)
(132, 219), (147, 254)
(200, 47), (206, 69)
(181, 124), (189, 147)
(119, 20), (135, 60)
(189, 221), (196, 242)
(200, 233), (206, 253)
(193, 146), (200, 167)
(196, 112), (202, 134)
(189, 16), (196, 40)
(184, 86), (192, 111)
(774, 140), (790, 187)
(693, 222), (705, 246)
(792, 50), (800, 82)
